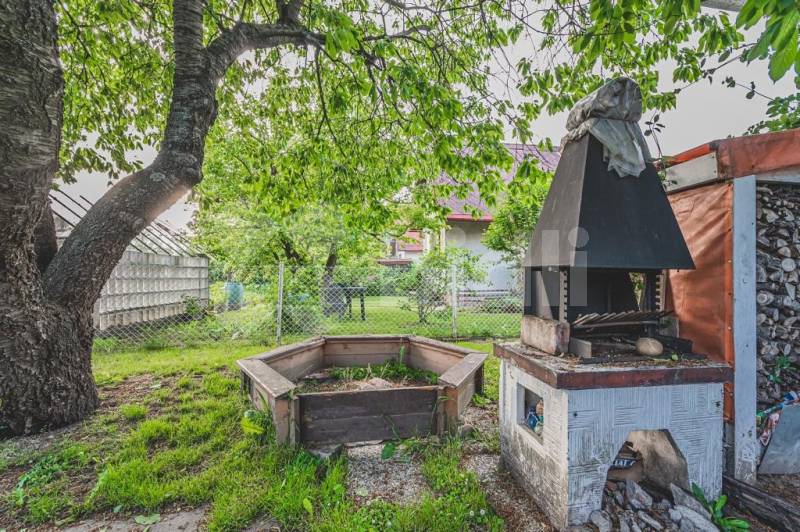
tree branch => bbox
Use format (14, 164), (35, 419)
(207, 22), (323, 79)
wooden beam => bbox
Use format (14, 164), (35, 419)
(723, 475), (800, 531)
(520, 315), (570, 355)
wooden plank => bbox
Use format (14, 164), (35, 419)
(521, 315), (570, 355)
(300, 412), (436, 444)
(439, 353), (487, 387)
(255, 337), (325, 362)
(237, 358), (296, 398)
(456, 377), (475, 416)
(408, 336), (475, 356)
(723, 474), (800, 532)
(300, 386), (438, 419)
(324, 352), (397, 367)
(267, 345), (324, 381)
(408, 342), (463, 374)
(298, 386), (440, 443)
(323, 335), (407, 357)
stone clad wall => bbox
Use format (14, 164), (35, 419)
(755, 183), (800, 408)
(93, 250), (209, 331)
(499, 360), (724, 530)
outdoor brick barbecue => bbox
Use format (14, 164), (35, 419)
(495, 78), (732, 530)
(238, 335), (485, 445)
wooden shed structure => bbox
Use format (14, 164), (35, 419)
(664, 128), (800, 483)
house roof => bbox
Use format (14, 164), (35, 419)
(442, 143), (560, 222)
(398, 231), (424, 252)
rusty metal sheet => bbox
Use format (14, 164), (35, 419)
(666, 181), (735, 419)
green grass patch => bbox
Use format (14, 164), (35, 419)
(119, 404), (149, 421)
(92, 343), (267, 385)
(457, 341), (500, 403)
(3, 339), (506, 530)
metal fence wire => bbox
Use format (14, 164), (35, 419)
(92, 263), (524, 353)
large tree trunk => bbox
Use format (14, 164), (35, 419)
(0, 0), (99, 433)
(1, 0), (312, 434)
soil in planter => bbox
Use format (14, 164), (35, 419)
(296, 360), (438, 393)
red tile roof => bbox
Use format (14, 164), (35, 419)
(441, 143), (560, 222)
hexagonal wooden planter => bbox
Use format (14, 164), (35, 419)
(237, 335), (487, 445)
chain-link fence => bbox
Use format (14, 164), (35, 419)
(92, 264), (523, 353)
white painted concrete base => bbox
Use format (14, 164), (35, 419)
(499, 360), (724, 530)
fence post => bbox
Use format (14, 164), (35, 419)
(276, 262), (285, 345)
(451, 264), (458, 339)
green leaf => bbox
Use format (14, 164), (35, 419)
(381, 441), (397, 459)
(768, 31), (798, 81)
(134, 514), (160, 525)
(302, 497), (314, 516)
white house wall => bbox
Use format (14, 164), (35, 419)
(446, 220), (515, 291)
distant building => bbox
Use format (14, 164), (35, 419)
(382, 143), (559, 291)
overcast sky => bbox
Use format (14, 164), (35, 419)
(61, 10), (796, 231)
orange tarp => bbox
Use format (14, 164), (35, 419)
(667, 128), (800, 180)
(667, 181), (735, 420)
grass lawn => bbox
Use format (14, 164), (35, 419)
(0, 340), (504, 531)
(93, 296), (520, 354)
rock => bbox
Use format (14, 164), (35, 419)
(457, 424), (475, 438)
(668, 509), (682, 523)
(618, 516), (631, 532)
(653, 499), (672, 512)
(590, 510), (612, 532)
(357, 377), (393, 390)
(636, 337), (664, 357)
(669, 484), (710, 520)
(638, 511), (664, 530)
(308, 443), (343, 461)
(675, 505), (717, 532)
(626, 479), (653, 511)
(614, 489), (626, 507)
(782, 257), (797, 272)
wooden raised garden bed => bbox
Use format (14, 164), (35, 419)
(237, 335), (487, 445)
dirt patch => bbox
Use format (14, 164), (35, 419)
(296, 366), (436, 393)
(346, 443), (430, 505)
(62, 506), (207, 531)
(462, 453), (552, 532)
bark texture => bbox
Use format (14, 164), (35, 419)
(1, 0), (314, 434)
(0, 0), (98, 433)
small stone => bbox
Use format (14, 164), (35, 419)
(458, 424), (475, 438)
(676, 505), (717, 532)
(669, 509), (682, 523)
(669, 484), (710, 520)
(614, 490), (626, 507)
(618, 516), (631, 532)
(308, 444), (343, 461)
(653, 499), (672, 512)
(638, 511), (664, 530)
(590, 510), (612, 532)
(626, 479), (653, 511)
(636, 337), (663, 357)
(782, 258), (797, 272)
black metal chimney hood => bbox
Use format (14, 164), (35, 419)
(524, 133), (694, 271)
